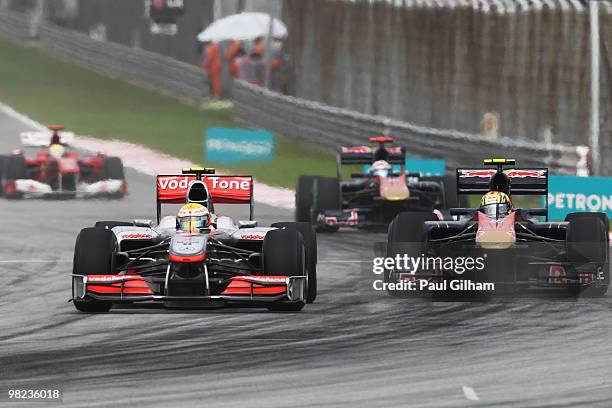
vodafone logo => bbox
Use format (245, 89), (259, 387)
(158, 176), (251, 191)
(88, 275), (142, 282)
(120, 233), (153, 239)
(240, 234), (266, 240)
(240, 276), (287, 283)
(158, 177), (195, 190)
(210, 177), (251, 191)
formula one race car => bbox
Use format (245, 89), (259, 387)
(295, 136), (453, 232)
(0, 125), (127, 199)
(71, 168), (317, 312)
(385, 159), (609, 296)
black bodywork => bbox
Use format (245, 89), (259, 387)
(386, 160), (610, 295)
(296, 137), (448, 232)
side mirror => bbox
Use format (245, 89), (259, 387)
(133, 219), (152, 227)
(450, 208), (471, 216)
(522, 208), (548, 217)
(239, 220), (258, 228)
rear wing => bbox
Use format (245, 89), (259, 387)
(338, 146), (406, 165)
(156, 174), (254, 222)
(20, 131), (75, 147)
(456, 168), (548, 195)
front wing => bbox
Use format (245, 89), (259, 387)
(72, 274), (306, 305)
(4, 178), (126, 198)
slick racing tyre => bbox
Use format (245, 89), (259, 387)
(385, 212), (438, 297)
(72, 227), (117, 312)
(312, 176), (341, 233)
(271, 222), (317, 303)
(295, 175), (316, 222)
(566, 212), (609, 297)
(263, 228), (306, 311)
(94, 221), (134, 229)
(103, 157), (125, 180)
(0, 155), (6, 195)
(3, 155), (27, 198)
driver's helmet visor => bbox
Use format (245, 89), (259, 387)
(178, 216), (206, 231)
(481, 203), (511, 218)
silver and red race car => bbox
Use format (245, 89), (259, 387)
(0, 125), (127, 199)
(71, 168), (317, 312)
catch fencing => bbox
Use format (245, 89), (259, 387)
(0, 3), (604, 175)
(233, 80), (586, 174)
(281, 0), (612, 175)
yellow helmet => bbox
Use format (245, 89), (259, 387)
(480, 191), (512, 218)
(177, 203), (210, 232)
(49, 143), (66, 159)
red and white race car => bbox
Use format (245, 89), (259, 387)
(0, 125), (127, 199)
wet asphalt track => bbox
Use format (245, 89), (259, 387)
(1, 110), (611, 407)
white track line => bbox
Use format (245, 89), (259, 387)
(462, 385), (480, 401)
(0, 101), (295, 209)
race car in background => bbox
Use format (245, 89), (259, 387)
(295, 136), (455, 232)
(0, 125), (127, 199)
(385, 159), (609, 297)
(71, 168), (317, 312)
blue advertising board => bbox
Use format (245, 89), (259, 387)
(205, 128), (274, 165)
(546, 175), (612, 220)
(405, 157), (446, 177)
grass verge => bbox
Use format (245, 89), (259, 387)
(0, 38), (339, 189)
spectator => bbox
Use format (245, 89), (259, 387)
(200, 40), (222, 98)
(235, 41), (265, 86)
(221, 39), (243, 96)
(268, 37), (289, 92)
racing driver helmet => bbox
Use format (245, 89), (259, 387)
(176, 203), (211, 233)
(49, 143), (66, 159)
(479, 191), (513, 219)
(369, 160), (392, 178)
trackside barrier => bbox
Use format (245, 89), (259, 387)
(233, 81), (586, 175)
(0, 9), (589, 175)
(0, 10), (208, 103)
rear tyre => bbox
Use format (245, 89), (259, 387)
(72, 227), (117, 312)
(313, 176), (341, 233)
(385, 212), (438, 297)
(295, 175), (316, 222)
(103, 157), (125, 180)
(566, 213), (609, 297)
(271, 222), (317, 303)
(263, 228), (306, 311)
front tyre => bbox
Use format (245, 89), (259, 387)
(271, 222), (317, 303)
(263, 228), (306, 311)
(566, 213), (609, 297)
(72, 227), (117, 312)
